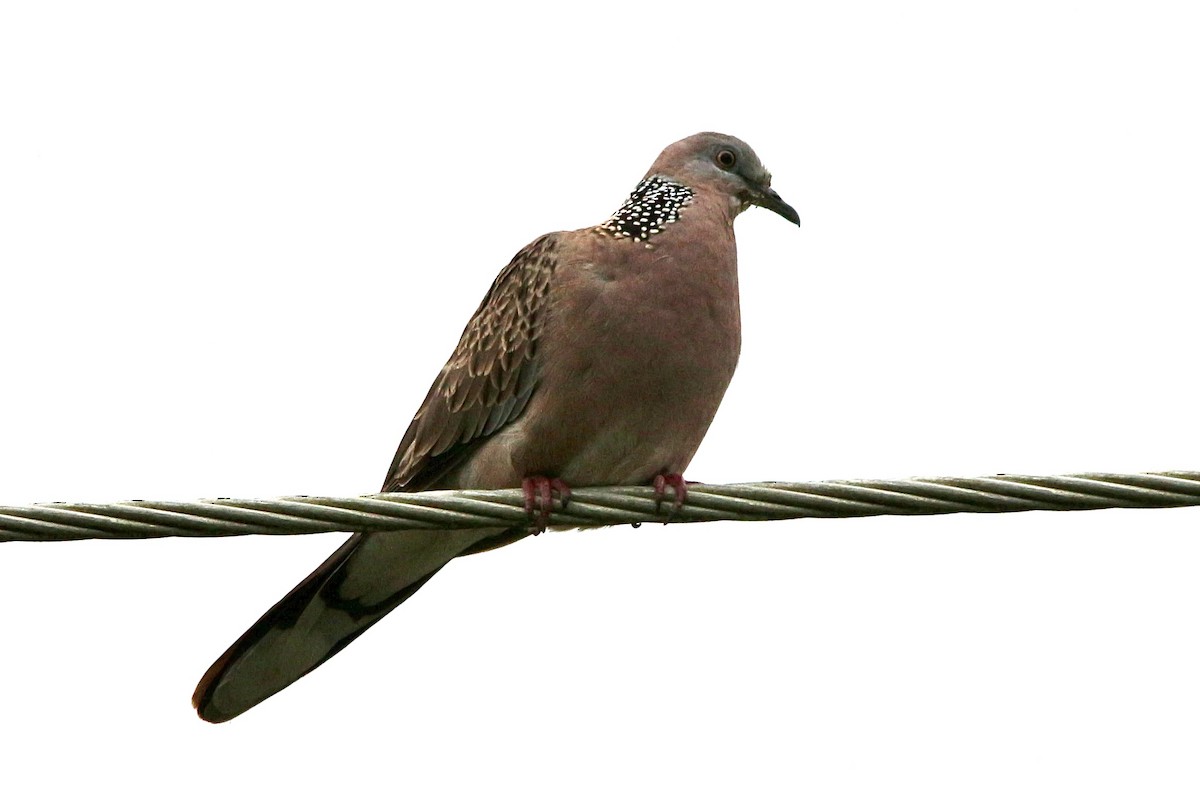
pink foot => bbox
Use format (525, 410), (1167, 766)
(522, 475), (571, 532)
(653, 473), (689, 514)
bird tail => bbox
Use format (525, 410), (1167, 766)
(192, 527), (510, 723)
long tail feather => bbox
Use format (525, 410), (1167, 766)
(193, 527), (508, 722)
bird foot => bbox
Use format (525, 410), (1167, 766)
(522, 476), (571, 533)
(653, 473), (690, 515)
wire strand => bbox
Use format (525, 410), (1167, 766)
(2, 470), (1198, 542)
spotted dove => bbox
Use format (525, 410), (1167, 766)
(192, 132), (801, 722)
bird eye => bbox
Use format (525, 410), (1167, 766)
(715, 149), (737, 169)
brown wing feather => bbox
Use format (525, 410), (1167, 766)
(382, 234), (559, 492)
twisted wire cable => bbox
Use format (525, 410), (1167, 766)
(2, 470), (1198, 543)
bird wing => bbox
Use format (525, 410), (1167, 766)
(382, 233), (559, 492)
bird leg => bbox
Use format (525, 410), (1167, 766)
(653, 473), (689, 514)
(522, 475), (571, 532)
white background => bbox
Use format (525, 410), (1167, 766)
(2, 1), (1199, 797)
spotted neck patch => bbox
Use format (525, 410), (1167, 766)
(597, 176), (694, 242)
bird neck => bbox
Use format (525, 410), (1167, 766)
(596, 175), (694, 243)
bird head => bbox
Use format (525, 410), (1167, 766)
(646, 132), (801, 227)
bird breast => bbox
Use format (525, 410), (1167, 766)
(515, 215), (742, 485)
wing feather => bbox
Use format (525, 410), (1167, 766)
(382, 234), (559, 492)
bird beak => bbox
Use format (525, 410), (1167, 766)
(752, 187), (801, 227)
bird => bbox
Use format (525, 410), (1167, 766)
(192, 132), (801, 722)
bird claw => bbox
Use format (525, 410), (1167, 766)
(522, 476), (571, 533)
(653, 473), (690, 516)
